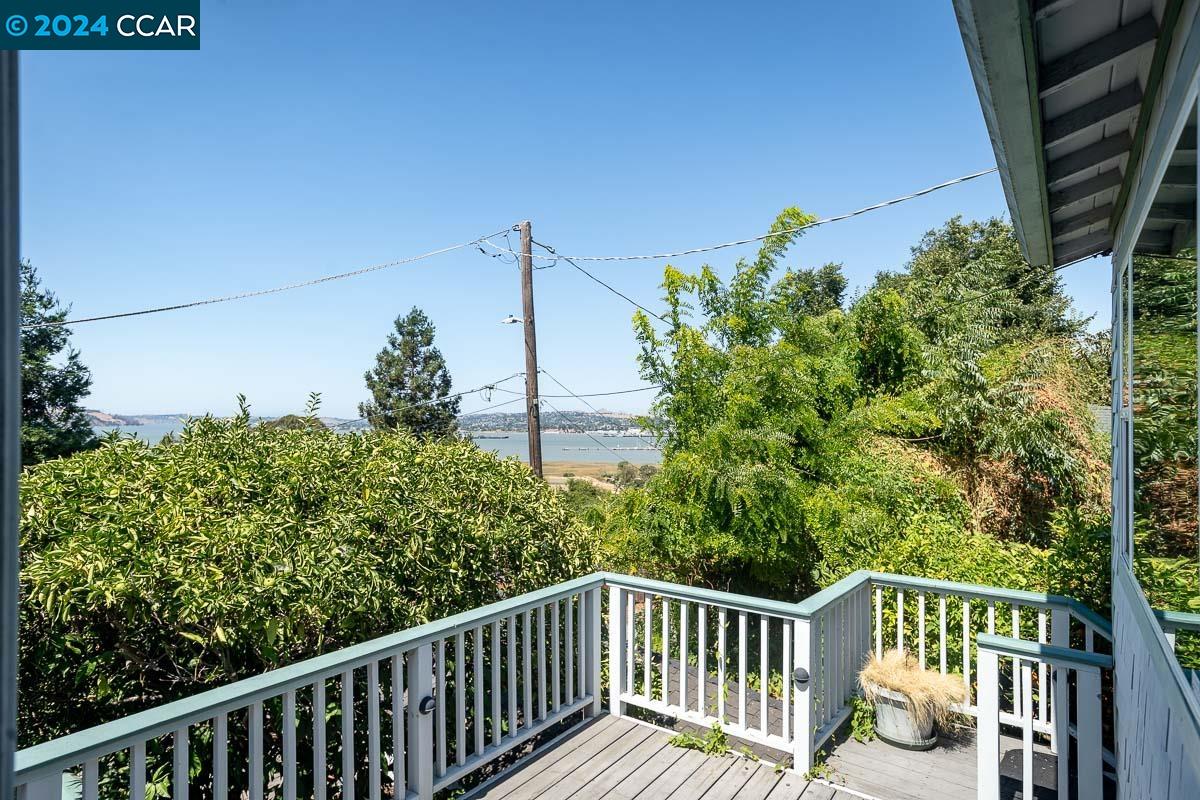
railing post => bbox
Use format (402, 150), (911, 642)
(608, 584), (624, 717)
(1076, 664), (1103, 800)
(406, 643), (434, 800)
(586, 586), (603, 718)
(976, 646), (1000, 800)
(792, 618), (814, 774)
(1050, 607), (1068, 756)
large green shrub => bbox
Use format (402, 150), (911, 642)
(19, 409), (595, 744)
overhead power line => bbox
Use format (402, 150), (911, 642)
(537, 367), (659, 450)
(26, 227), (515, 329)
(331, 373), (525, 429)
(479, 167), (998, 263)
(538, 395), (624, 458)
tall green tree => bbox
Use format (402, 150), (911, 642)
(20, 260), (97, 466)
(359, 307), (460, 437)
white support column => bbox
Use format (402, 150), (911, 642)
(976, 648), (1000, 800)
(792, 618), (814, 774)
(406, 643), (434, 800)
(1076, 665), (1103, 800)
(1050, 607), (1068, 756)
(608, 585), (625, 717)
(586, 587), (603, 718)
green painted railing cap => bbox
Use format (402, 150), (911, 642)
(976, 632), (1113, 669)
(1153, 608), (1200, 631)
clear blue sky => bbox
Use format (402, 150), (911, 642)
(19, 0), (1111, 418)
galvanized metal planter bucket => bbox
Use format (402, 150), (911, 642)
(864, 682), (938, 750)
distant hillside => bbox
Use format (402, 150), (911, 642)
(458, 410), (648, 433)
(85, 410), (190, 427)
(86, 408), (649, 434)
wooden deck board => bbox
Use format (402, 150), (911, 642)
(465, 715), (811, 800)
(467, 712), (1056, 800)
(823, 726), (1057, 800)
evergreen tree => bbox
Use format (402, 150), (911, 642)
(20, 260), (97, 465)
(359, 307), (460, 437)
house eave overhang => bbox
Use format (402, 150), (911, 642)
(953, 0), (1054, 267)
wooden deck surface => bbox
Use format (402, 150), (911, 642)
(824, 725), (1057, 800)
(465, 714), (853, 800)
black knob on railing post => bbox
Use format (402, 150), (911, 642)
(418, 695), (436, 715)
(792, 667), (810, 689)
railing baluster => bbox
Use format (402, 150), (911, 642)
(939, 595), (947, 674)
(490, 620), (501, 746)
(472, 627), (483, 757)
(698, 605), (708, 717)
(340, 672), (353, 800)
(1020, 660), (1033, 800)
(1037, 610), (1048, 730)
(130, 741), (146, 800)
(454, 633), (466, 766)
(624, 593), (634, 704)
(284, 690), (297, 800)
(173, 727), (188, 800)
(552, 600), (563, 713)
(896, 589), (905, 653)
(661, 597), (671, 703)
(367, 662), (381, 800)
(680, 601), (689, 712)
(566, 595), (575, 702)
(83, 758), (98, 800)
(987, 600), (996, 634)
(782, 618), (792, 743)
(577, 590), (586, 700)
(962, 598), (972, 706)
(643, 594), (652, 699)
(522, 610), (532, 727)
(506, 616), (517, 736)
(918, 592), (926, 669)
(875, 585), (883, 657)
(310, 684), (322, 800)
(537, 605), (548, 720)
(718, 607), (727, 724)
(1011, 606), (1022, 718)
(251, 699), (265, 800)
(759, 615), (769, 736)
(436, 640), (446, 775)
(392, 654), (406, 794)
(737, 611), (747, 730)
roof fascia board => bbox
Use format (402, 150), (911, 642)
(953, 0), (1053, 267)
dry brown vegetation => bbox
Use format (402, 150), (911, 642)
(859, 649), (966, 731)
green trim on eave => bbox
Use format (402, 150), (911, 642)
(977, 632), (1114, 669)
(1110, 0), (1186, 244)
(1019, 0), (1054, 266)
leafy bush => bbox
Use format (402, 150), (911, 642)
(19, 406), (596, 744)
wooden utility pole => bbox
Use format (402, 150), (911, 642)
(518, 221), (544, 477)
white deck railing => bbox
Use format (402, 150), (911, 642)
(14, 570), (1113, 800)
(975, 633), (1110, 800)
(15, 575), (605, 800)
